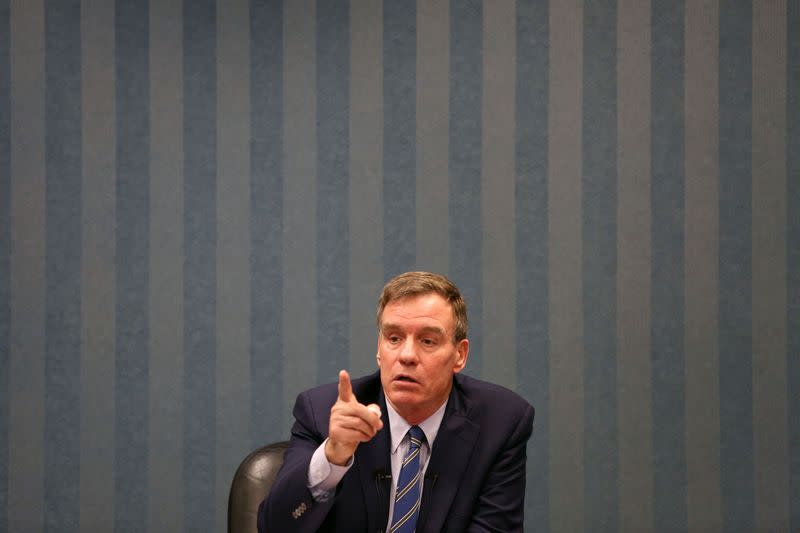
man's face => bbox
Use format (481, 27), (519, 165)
(376, 292), (469, 425)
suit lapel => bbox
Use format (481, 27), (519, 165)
(417, 382), (480, 532)
(354, 387), (392, 531)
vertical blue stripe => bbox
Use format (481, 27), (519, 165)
(317, 0), (350, 382)
(183, 0), (217, 531)
(383, 0), (416, 277)
(582, 1), (618, 530)
(719, 1), (754, 531)
(788, 1), (800, 529)
(0, 0), (9, 526)
(515, 0), (549, 529)
(43, 1), (82, 531)
(183, 1), (217, 529)
(250, 0), (284, 446)
(114, 1), (150, 530)
(449, 0), (482, 377)
(44, 2), (82, 531)
(651, 1), (687, 532)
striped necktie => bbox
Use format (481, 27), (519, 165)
(390, 426), (426, 533)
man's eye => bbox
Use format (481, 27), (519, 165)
(421, 338), (436, 347)
(388, 335), (401, 343)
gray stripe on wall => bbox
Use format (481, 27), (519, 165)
(449, 0), (482, 377)
(349, 0), (383, 374)
(9, 1), (45, 530)
(183, 0), (217, 528)
(684, 1), (721, 531)
(115, 0), (150, 529)
(617, 1), (653, 530)
(548, 0), (584, 529)
(789, 1), (800, 529)
(148, 0), (184, 529)
(283, 0), (317, 410)
(719, 1), (754, 529)
(216, 0), (251, 530)
(416, 0), (448, 275)
(752, 1), (790, 529)
(317, 0), (350, 382)
(383, 0), (416, 277)
(250, 0), (283, 445)
(44, 1), (82, 529)
(651, 1), (688, 531)
(80, 0), (115, 528)
(515, 0), (549, 528)
(0, 0), (10, 527)
(582, 0), (618, 529)
(481, 0), (516, 391)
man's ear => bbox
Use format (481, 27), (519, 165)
(453, 339), (469, 373)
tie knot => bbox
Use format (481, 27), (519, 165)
(407, 426), (425, 449)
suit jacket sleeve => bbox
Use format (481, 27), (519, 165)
(466, 402), (535, 533)
(257, 391), (336, 533)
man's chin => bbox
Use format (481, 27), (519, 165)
(386, 389), (421, 410)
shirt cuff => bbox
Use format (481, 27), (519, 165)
(307, 438), (353, 502)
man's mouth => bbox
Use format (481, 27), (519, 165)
(394, 375), (418, 384)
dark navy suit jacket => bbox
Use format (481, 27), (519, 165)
(258, 371), (535, 532)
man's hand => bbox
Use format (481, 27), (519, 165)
(325, 370), (384, 465)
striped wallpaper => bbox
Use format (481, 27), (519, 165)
(1, 0), (798, 532)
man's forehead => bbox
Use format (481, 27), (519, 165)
(382, 294), (453, 318)
(380, 322), (447, 335)
(379, 294), (456, 335)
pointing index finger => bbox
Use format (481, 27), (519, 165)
(337, 369), (353, 402)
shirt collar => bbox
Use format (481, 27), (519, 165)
(385, 394), (448, 455)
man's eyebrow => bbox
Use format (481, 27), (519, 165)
(417, 326), (446, 336)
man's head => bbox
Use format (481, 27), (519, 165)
(375, 272), (469, 424)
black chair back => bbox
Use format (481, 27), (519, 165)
(228, 441), (289, 533)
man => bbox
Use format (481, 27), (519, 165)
(258, 272), (535, 532)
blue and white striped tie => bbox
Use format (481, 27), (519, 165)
(390, 426), (426, 533)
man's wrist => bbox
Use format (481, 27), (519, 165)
(325, 439), (355, 466)
(308, 439), (353, 501)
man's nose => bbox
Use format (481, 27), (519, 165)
(399, 338), (418, 362)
